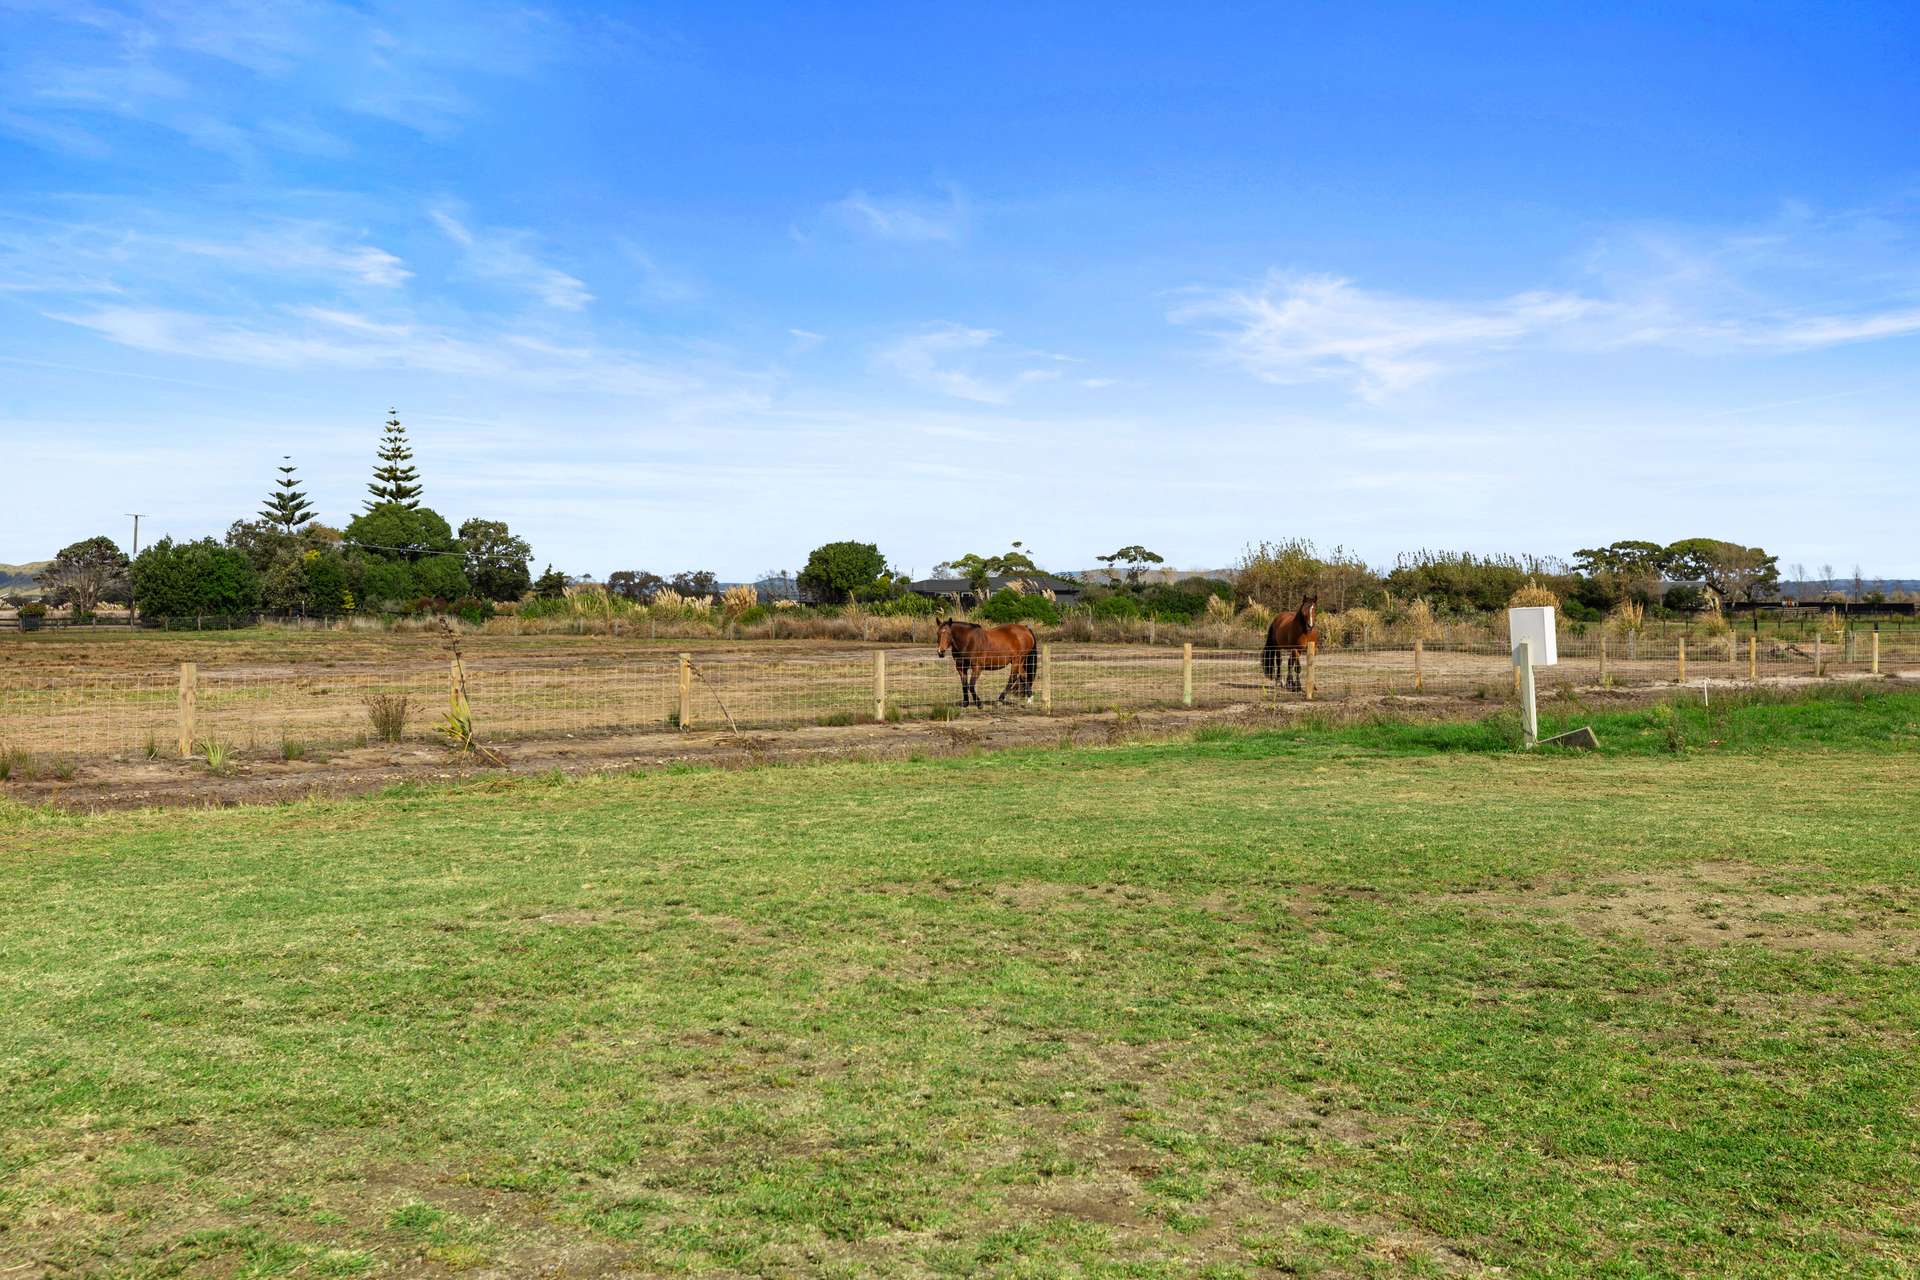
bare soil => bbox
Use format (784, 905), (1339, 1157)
(0, 686), (1692, 812)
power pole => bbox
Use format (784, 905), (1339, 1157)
(126, 513), (146, 622)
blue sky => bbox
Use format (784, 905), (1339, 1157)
(3, 1), (1918, 580)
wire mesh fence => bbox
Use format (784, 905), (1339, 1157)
(2, 632), (1914, 759)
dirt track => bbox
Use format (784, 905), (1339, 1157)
(3, 687), (1694, 812)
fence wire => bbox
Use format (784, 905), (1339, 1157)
(2, 633), (1914, 759)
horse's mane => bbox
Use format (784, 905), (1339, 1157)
(943, 619), (983, 631)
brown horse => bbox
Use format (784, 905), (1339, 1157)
(936, 619), (1039, 707)
(1262, 594), (1318, 691)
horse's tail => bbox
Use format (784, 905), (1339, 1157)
(1263, 637), (1285, 680)
(1021, 630), (1039, 690)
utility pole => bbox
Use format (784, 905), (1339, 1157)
(126, 513), (146, 623)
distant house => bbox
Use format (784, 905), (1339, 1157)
(907, 574), (1083, 610)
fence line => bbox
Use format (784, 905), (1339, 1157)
(4, 633), (1915, 760)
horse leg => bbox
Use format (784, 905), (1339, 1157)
(965, 665), (980, 707)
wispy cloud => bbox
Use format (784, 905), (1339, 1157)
(47, 301), (716, 400)
(1176, 210), (1920, 400)
(1171, 274), (1596, 401)
(0, 214), (409, 295)
(0, 0), (569, 158)
(876, 324), (1063, 404)
(431, 206), (590, 310)
(829, 184), (968, 243)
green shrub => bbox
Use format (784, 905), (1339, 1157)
(129, 537), (261, 618)
(1089, 593), (1142, 620)
(734, 604), (770, 628)
(863, 592), (935, 617)
(412, 555), (473, 601)
(451, 596), (495, 626)
(977, 589), (1060, 626)
(355, 559), (414, 609)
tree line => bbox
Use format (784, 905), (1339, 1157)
(17, 432), (1880, 629)
(23, 412), (541, 621)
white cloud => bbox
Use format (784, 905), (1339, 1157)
(1176, 211), (1920, 401)
(829, 184), (967, 243)
(430, 207), (591, 309)
(1172, 273), (1596, 401)
(876, 324), (1064, 404)
(0, 0), (570, 159)
(47, 302), (710, 400)
(0, 215), (409, 294)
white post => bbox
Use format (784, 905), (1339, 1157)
(1516, 638), (1538, 748)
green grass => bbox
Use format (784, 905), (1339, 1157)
(1207, 683), (1920, 759)
(2, 689), (1917, 1276)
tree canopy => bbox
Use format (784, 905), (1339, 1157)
(798, 541), (888, 602)
(365, 410), (422, 510)
(260, 456), (316, 533)
(458, 518), (533, 602)
(39, 536), (129, 616)
(1096, 545), (1164, 587)
(129, 538), (260, 618)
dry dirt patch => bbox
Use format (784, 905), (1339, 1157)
(1441, 860), (1920, 957)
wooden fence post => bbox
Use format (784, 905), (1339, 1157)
(1676, 636), (1686, 683)
(1181, 641), (1193, 708)
(177, 662), (197, 757)
(1813, 634), (1823, 678)
(1413, 638), (1424, 692)
(1872, 631), (1881, 676)
(1516, 639), (1539, 748)
(1748, 634), (1757, 682)
(1598, 633), (1610, 687)
(873, 650), (887, 723)
(1303, 641), (1317, 702)
(677, 653), (692, 730)
(1040, 643), (1053, 714)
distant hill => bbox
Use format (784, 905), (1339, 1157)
(0, 561), (51, 599)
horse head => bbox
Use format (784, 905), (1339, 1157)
(936, 617), (953, 656)
(1299, 595), (1318, 628)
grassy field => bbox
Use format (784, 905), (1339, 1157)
(3, 689), (1918, 1277)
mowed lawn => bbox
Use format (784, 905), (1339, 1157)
(3, 694), (1919, 1278)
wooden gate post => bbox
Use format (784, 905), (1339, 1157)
(1303, 642), (1317, 702)
(1039, 643), (1053, 714)
(1748, 634), (1757, 682)
(1676, 636), (1687, 683)
(177, 662), (197, 757)
(1872, 630), (1881, 676)
(873, 650), (887, 723)
(677, 653), (693, 730)
(1413, 638), (1425, 692)
(1181, 642), (1193, 708)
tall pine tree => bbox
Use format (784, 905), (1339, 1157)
(365, 409), (423, 510)
(261, 456), (316, 533)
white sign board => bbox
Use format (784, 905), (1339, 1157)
(1508, 606), (1558, 667)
